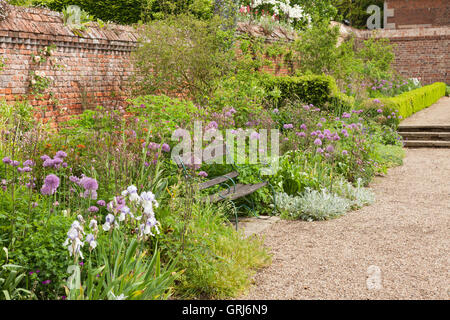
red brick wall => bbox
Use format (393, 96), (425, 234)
(0, 5), (448, 124)
(0, 5), (137, 124)
(386, 0), (450, 29)
(357, 27), (450, 85)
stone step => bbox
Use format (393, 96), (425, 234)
(403, 140), (450, 148)
(400, 132), (450, 141)
(398, 125), (450, 133)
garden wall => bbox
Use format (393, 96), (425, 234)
(0, 4), (137, 123)
(0, 4), (448, 124)
(355, 26), (450, 85)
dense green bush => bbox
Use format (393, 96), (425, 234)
(259, 73), (354, 112)
(31, 0), (215, 24)
(131, 14), (235, 102)
(380, 82), (446, 119)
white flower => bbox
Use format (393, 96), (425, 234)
(89, 219), (98, 231)
(77, 215), (85, 224)
(102, 222), (111, 231)
(129, 192), (140, 202)
(127, 185), (137, 194)
(85, 234), (97, 250)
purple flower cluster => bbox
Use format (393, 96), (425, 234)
(41, 174), (60, 195)
(41, 151), (68, 169)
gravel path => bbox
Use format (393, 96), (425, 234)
(241, 148), (450, 299)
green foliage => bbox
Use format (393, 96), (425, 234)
(293, 22), (395, 93)
(380, 82), (446, 119)
(372, 143), (405, 169)
(334, 0), (384, 28)
(158, 198), (271, 298)
(446, 85), (450, 97)
(277, 189), (351, 221)
(33, 0), (143, 24)
(131, 14), (236, 102)
(0, 100), (36, 132)
(259, 73), (354, 112)
(0, 262), (34, 300)
(67, 231), (177, 300)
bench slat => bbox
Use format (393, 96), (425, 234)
(206, 182), (268, 203)
(199, 171), (239, 190)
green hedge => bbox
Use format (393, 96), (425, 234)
(259, 73), (354, 113)
(380, 82), (446, 119)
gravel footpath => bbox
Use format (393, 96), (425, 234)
(240, 148), (450, 299)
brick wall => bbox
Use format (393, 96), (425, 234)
(0, 5), (448, 123)
(0, 5), (137, 123)
(355, 26), (450, 85)
(386, 0), (450, 29)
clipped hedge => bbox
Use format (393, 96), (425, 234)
(259, 73), (354, 113)
(380, 82), (446, 119)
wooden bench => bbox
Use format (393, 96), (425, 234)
(173, 143), (276, 230)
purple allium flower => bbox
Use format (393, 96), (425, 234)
(373, 99), (381, 104)
(97, 200), (106, 207)
(342, 112), (351, 119)
(88, 206), (99, 213)
(342, 150), (349, 156)
(206, 121), (218, 130)
(41, 280), (51, 285)
(148, 142), (160, 151)
(23, 160), (34, 167)
(283, 124), (294, 129)
(320, 118), (326, 123)
(43, 159), (54, 168)
(43, 174), (60, 193)
(198, 171), (208, 178)
(250, 132), (260, 140)
(40, 155), (50, 162)
(314, 138), (322, 146)
(273, 108), (279, 114)
(2, 157), (11, 164)
(11, 161), (19, 167)
(161, 143), (170, 153)
(28, 271), (34, 275)
(316, 148), (324, 154)
(398, 116), (403, 119)
(80, 177), (98, 191)
(32, 202), (38, 208)
(300, 124), (307, 130)
(303, 105), (310, 111)
(296, 132), (306, 138)
(317, 123), (323, 128)
(318, 134), (325, 139)
(69, 176), (80, 184)
(326, 145), (335, 153)
(377, 109), (383, 113)
(55, 151), (68, 159)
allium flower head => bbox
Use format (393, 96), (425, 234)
(2, 157), (11, 164)
(314, 138), (322, 146)
(80, 177), (98, 191)
(55, 151), (68, 159)
(44, 174), (60, 189)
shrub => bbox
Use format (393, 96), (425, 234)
(158, 196), (271, 298)
(380, 82), (446, 119)
(131, 14), (236, 102)
(259, 73), (354, 112)
(332, 178), (375, 209)
(277, 188), (351, 221)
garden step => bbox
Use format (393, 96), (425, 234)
(400, 132), (450, 141)
(403, 140), (450, 148)
(398, 125), (450, 133)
